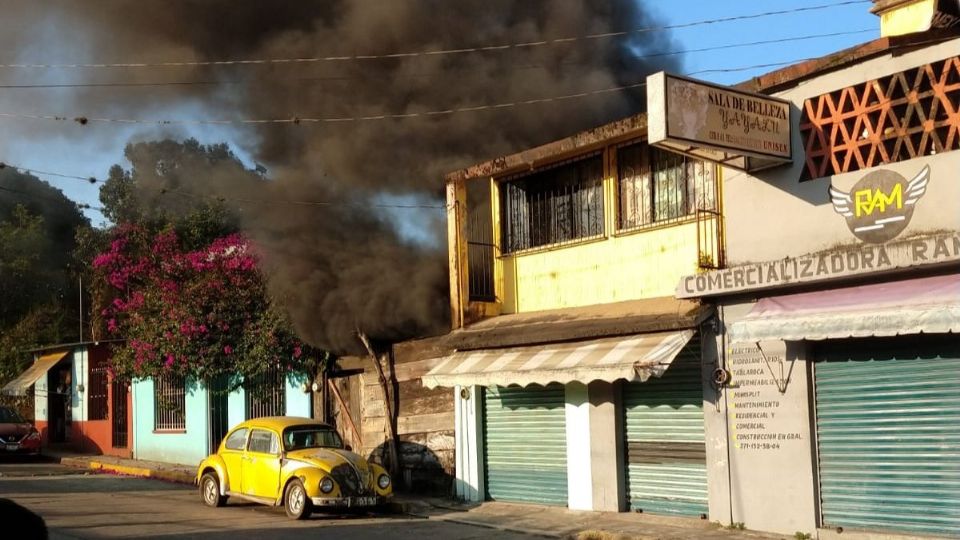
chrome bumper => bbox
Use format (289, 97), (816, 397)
(310, 495), (386, 507)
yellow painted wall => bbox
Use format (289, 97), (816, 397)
(878, 0), (936, 36)
(500, 222), (701, 313)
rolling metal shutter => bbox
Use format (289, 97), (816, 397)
(483, 384), (567, 505)
(623, 338), (707, 516)
(815, 341), (960, 537)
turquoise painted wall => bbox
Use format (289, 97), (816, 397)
(132, 378), (209, 466)
(132, 372), (312, 465)
(285, 372), (312, 418)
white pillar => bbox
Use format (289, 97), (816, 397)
(454, 385), (485, 501)
(565, 382), (593, 510)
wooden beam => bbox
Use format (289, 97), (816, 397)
(397, 412), (455, 435)
(327, 379), (362, 447)
(447, 179), (468, 330)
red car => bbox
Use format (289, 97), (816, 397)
(0, 406), (41, 457)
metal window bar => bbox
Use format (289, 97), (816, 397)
(246, 367), (286, 419)
(88, 359), (109, 421)
(500, 154), (604, 254)
(111, 378), (128, 448)
(617, 143), (717, 232)
(154, 373), (186, 431)
(467, 198), (496, 302)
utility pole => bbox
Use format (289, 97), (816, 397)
(79, 275), (83, 342)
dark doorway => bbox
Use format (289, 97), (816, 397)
(47, 364), (72, 443)
(111, 378), (129, 448)
(208, 376), (230, 453)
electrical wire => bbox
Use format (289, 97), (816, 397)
(0, 184), (105, 213)
(0, 28), (875, 89)
(0, 1), (869, 70)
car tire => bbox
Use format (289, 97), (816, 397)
(200, 472), (226, 508)
(285, 479), (312, 520)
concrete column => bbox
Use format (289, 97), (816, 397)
(454, 385), (485, 501)
(588, 380), (625, 512)
(565, 382), (593, 510)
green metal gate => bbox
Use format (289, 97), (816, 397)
(623, 339), (708, 516)
(484, 384), (568, 505)
(815, 341), (960, 537)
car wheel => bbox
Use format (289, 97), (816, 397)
(200, 472), (226, 508)
(285, 479), (312, 520)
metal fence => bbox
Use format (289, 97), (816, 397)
(617, 143), (717, 231)
(111, 378), (128, 448)
(245, 367), (286, 419)
(88, 360), (109, 421)
(154, 373), (186, 431)
(500, 154), (604, 254)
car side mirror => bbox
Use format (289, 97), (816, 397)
(344, 444), (352, 452)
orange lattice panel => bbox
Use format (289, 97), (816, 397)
(800, 56), (960, 180)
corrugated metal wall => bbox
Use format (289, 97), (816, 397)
(483, 384), (568, 505)
(815, 342), (960, 537)
(623, 338), (708, 517)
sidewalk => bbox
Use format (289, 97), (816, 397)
(46, 451), (786, 540)
(395, 496), (788, 540)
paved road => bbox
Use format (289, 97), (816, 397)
(0, 459), (536, 540)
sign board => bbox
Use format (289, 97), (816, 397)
(677, 232), (960, 298)
(647, 72), (793, 172)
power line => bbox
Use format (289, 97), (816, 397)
(0, 80), (649, 126)
(0, 1), (871, 70)
(0, 28), (875, 89)
(0, 185), (105, 213)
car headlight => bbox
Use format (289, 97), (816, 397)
(319, 477), (334, 494)
(377, 473), (391, 489)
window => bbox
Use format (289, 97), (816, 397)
(500, 154), (604, 253)
(224, 428), (248, 451)
(245, 368), (286, 419)
(247, 429), (279, 455)
(88, 358), (109, 421)
(283, 426), (343, 451)
(154, 373), (186, 431)
(617, 144), (716, 230)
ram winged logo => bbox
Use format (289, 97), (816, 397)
(828, 166), (929, 243)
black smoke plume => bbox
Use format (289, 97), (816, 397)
(5, 1), (681, 354)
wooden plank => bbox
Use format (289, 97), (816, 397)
(391, 357), (448, 382)
(397, 412), (454, 435)
(392, 336), (454, 365)
(399, 393), (454, 417)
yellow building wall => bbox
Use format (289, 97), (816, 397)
(500, 222), (700, 314)
(878, 0), (937, 36)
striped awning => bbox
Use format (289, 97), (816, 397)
(422, 329), (694, 389)
(1, 350), (69, 396)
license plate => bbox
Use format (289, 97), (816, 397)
(5, 444), (19, 451)
(349, 496), (377, 507)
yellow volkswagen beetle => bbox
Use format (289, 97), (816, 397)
(196, 416), (392, 519)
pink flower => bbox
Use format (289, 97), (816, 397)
(223, 345), (233, 355)
(293, 345), (302, 359)
(165, 354), (175, 368)
(107, 319), (118, 333)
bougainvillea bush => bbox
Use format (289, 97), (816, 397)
(93, 224), (314, 384)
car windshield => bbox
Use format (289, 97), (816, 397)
(282, 425), (343, 451)
(0, 407), (26, 423)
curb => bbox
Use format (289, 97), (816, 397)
(58, 457), (195, 485)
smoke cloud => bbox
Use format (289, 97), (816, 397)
(1, 1), (681, 354)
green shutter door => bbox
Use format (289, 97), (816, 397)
(623, 339), (708, 516)
(484, 384), (567, 505)
(815, 341), (960, 537)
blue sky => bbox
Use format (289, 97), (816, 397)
(0, 1), (879, 228)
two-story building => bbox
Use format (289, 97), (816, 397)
(422, 100), (723, 514)
(671, 3), (960, 539)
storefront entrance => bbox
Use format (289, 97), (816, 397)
(483, 384), (568, 505)
(622, 338), (707, 517)
(814, 337), (960, 537)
